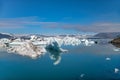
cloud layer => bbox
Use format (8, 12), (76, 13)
(0, 16), (57, 28)
(0, 16), (120, 33)
(63, 23), (120, 32)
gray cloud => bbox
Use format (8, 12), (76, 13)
(0, 17), (120, 32)
(0, 16), (58, 28)
(59, 23), (120, 32)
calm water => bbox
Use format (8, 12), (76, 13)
(0, 40), (120, 80)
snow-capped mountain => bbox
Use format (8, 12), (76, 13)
(93, 32), (120, 39)
(0, 33), (14, 39)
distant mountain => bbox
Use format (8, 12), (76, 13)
(0, 33), (14, 39)
(93, 32), (120, 39)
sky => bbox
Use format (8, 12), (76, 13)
(0, 0), (120, 34)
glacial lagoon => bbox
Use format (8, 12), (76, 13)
(0, 39), (120, 80)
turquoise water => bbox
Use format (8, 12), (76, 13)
(0, 43), (120, 80)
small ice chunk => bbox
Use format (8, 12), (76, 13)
(113, 48), (120, 52)
(106, 57), (111, 61)
(114, 68), (119, 73)
(31, 54), (38, 59)
(80, 74), (85, 78)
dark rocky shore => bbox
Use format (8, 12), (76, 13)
(110, 37), (120, 48)
(110, 37), (120, 44)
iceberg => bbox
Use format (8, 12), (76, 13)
(106, 57), (111, 61)
(114, 68), (119, 73)
(81, 39), (95, 46)
(80, 74), (85, 78)
(0, 38), (11, 43)
(0, 42), (6, 48)
(7, 41), (46, 59)
(45, 36), (95, 47)
(30, 35), (38, 41)
(46, 41), (68, 52)
(9, 35), (95, 47)
(113, 48), (120, 52)
(0, 35), (95, 62)
(62, 36), (81, 46)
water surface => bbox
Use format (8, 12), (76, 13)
(0, 39), (120, 80)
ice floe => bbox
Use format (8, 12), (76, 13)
(80, 74), (85, 78)
(114, 68), (119, 73)
(106, 57), (111, 61)
(113, 48), (120, 52)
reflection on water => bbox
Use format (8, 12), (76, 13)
(111, 43), (120, 52)
(111, 43), (120, 48)
(47, 47), (62, 65)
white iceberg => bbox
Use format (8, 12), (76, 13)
(106, 57), (111, 61)
(81, 39), (95, 46)
(80, 74), (85, 78)
(9, 35), (95, 47)
(114, 68), (119, 73)
(62, 36), (81, 46)
(0, 38), (11, 43)
(7, 41), (46, 59)
(0, 35), (95, 62)
(0, 42), (6, 48)
(30, 35), (38, 41)
(113, 48), (120, 52)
